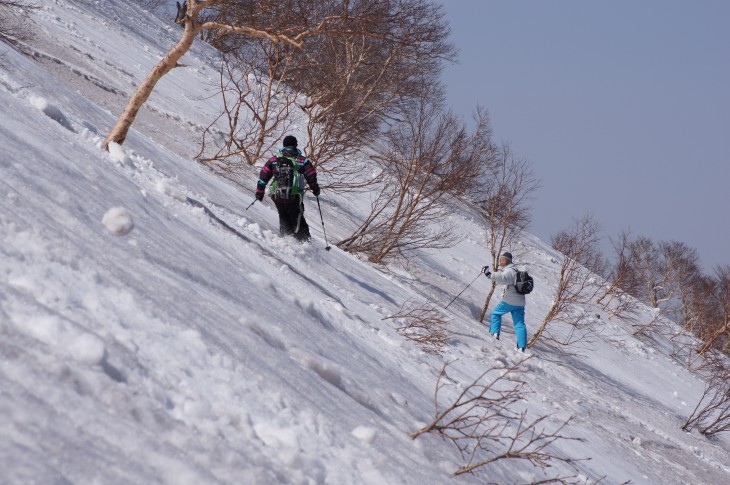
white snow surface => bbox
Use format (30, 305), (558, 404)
(0, 1), (728, 484)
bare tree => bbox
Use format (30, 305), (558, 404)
(624, 236), (672, 310)
(621, 238), (722, 364)
(595, 229), (641, 319)
(382, 300), (450, 355)
(475, 142), (540, 322)
(411, 360), (584, 479)
(683, 359), (730, 437)
(196, 0), (454, 189)
(296, 0), (453, 188)
(337, 94), (493, 263)
(105, 0), (447, 151)
(619, 237), (704, 352)
(196, 42), (299, 173)
(695, 265), (730, 356)
(528, 215), (604, 349)
(658, 241), (703, 332)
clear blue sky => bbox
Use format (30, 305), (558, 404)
(438, 0), (729, 270)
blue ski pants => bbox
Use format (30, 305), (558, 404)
(490, 301), (527, 349)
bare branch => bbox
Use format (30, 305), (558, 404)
(338, 94), (491, 262)
(196, 43), (298, 170)
(528, 215), (603, 349)
(383, 300), (451, 355)
(201, 20), (305, 48)
(476, 141), (540, 321)
(105, 0), (454, 154)
(411, 361), (586, 480)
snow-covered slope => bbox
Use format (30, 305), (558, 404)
(1, 1), (728, 484)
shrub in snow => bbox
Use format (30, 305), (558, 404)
(411, 359), (584, 478)
(683, 362), (730, 437)
(382, 300), (450, 355)
(102, 207), (134, 236)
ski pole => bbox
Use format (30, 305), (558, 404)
(246, 199), (257, 210)
(444, 271), (484, 309)
(315, 195), (332, 251)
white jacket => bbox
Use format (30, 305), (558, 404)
(488, 263), (526, 306)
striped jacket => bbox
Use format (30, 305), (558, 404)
(256, 147), (319, 202)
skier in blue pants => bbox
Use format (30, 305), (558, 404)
(482, 252), (528, 351)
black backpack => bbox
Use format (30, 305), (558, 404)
(514, 269), (534, 295)
(270, 156), (304, 200)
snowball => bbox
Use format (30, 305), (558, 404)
(102, 207), (134, 235)
(67, 332), (106, 365)
(351, 425), (377, 444)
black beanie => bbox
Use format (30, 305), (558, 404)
(501, 252), (513, 262)
(283, 135), (298, 148)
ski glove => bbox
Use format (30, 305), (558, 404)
(481, 266), (491, 277)
(311, 186), (321, 197)
(255, 191), (264, 201)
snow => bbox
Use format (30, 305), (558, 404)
(28, 95), (74, 131)
(0, 1), (728, 484)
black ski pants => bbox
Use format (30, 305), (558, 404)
(273, 198), (311, 242)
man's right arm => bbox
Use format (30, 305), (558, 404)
(256, 158), (275, 200)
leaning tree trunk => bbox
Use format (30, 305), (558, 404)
(478, 281), (497, 322)
(527, 312), (553, 348)
(103, 20), (201, 150)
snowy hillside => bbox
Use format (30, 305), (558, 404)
(1, 1), (728, 484)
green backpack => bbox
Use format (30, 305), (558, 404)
(270, 156), (305, 200)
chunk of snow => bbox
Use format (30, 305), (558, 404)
(351, 425), (377, 444)
(13, 314), (106, 365)
(66, 332), (106, 365)
(102, 207), (134, 235)
(253, 421), (300, 450)
(183, 399), (212, 420)
(107, 142), (135, 168)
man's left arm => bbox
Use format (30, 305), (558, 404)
(489, 267), (516, 285)
(302, 158), (320, 196)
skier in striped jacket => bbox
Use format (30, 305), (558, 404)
(255, 135), (320, 242)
